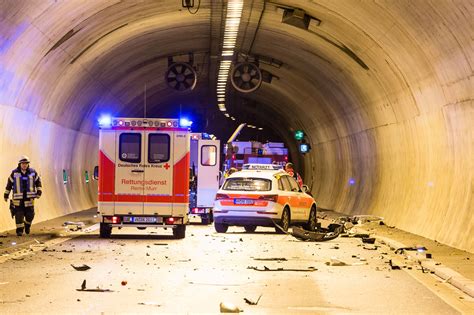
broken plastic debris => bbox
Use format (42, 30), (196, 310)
(219, 302), (242, 313)
(76, 279), (113, 292)
(362, 237), (375, 244)
(395, 246), (424, 254)
(388, 259), (401, 270)
(327, 257), (347, 266)
(291, 225), (342, 242)
(138, 302), (161, 306)
(63, 221), (85, 227)
(71, 264), (91, 271)
(244, 294), (262, 305)
(247, 266), (317, 272)
(326, 257), (368, 266)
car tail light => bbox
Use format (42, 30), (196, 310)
(191, 207), (198, 214)
(215, 193), (229, 200)
(259, 195), (278, 202)
(112, 216), (121, 224)
(166, 217), (175, 224)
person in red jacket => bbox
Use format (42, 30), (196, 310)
(284, 162), (303, 188)
(4, 156), (42, 236)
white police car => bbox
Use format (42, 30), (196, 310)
(213, 164), (317, 233)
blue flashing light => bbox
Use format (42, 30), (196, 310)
(202, 133), (211, 139)
(179, 118), (193, 127)
(98, 115), (112, 128)
(349, 178), (356, 185)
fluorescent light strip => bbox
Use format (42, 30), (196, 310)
(216, 0), (243, 114)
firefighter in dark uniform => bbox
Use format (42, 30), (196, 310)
(4, 156), (42, 236)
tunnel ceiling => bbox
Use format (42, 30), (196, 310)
(1, 0), (472, 252)
(1, 0), (381, 139)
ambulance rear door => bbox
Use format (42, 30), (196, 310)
(143, 131), (173, 216)
(197, 139), (220, 208)
(114, 131), (145, 215)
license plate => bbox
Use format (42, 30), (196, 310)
(124, 216), (158, 223)
(234, 198), (254, 205)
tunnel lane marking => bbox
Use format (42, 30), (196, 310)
(0, 223), (101, 264)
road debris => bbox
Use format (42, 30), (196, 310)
(325, 257), (367, 266)
(362, 237), (376, 244)
(138, 301), (161, 306)
(388, 259), (401, 270)
(63, 221), (85, 231)
(244, 294), (262, 305)
(291, 224), (342, 242)
(121, 280), (128, 286)
(247, 266), (317, 272)
(394, 246), (427, 255)
(219, 302), (242, 313)
(76, 280), (113, 292)
(363, 245), (379, 250)
(253, 257), (287, 261)
(71, 264), (91, 271)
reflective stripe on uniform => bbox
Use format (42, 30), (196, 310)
(8, 176), (13, 183)
(24, 200), (34, 207)
(4, 190), (10, 195)
(12, 200), (20, 206)
(24, 220), (32, 225)
(16, 223), (25, 228)
(29, 176), (34, 192)
(14, 174), (21, 194)
(36, 187), (42, 191)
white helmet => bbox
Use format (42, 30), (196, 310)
(18, 155), (30, 164)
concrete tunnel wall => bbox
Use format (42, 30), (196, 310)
(0, 1), (472, 252)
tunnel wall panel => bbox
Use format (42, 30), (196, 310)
(0, 104), (97, 233)
(313, 101), (473, 252)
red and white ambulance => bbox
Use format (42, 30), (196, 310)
(97, 117), (190, 238)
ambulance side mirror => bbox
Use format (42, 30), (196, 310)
(93, 166), (99, 180)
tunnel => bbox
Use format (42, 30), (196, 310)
(0, 1), (472, 253)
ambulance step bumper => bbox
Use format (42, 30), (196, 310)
(109, 223), (180, 228)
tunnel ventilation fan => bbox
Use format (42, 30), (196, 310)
(165, 62), (197, 91)
(231, 62), (262, 93)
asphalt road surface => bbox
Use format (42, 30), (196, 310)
(0, 221), (470, 314)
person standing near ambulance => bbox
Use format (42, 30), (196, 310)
(4, 156), (42, 236)
(284, 162), (303, 188)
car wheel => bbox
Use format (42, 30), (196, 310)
(244, 225), (257, 233)
(215, 223), (228, 233)
(304, 206), (317, 231)
(173, 225), (186, 239)
(275, 208), (290, 234)
(99, 223), (112, 238)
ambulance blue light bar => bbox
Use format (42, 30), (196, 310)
(98, 115), (112, 128)
(179, 118), (193, 127)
